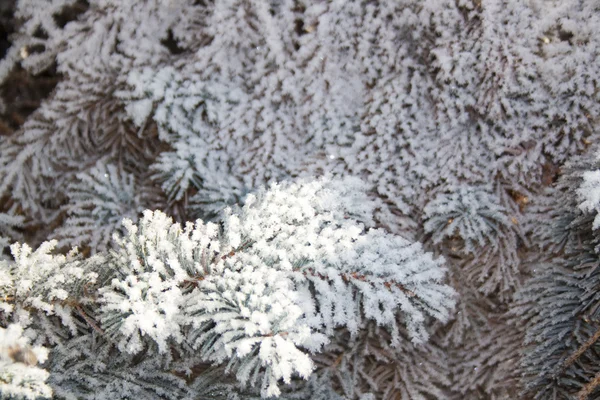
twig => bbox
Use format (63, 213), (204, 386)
(75, 304), (104, 335)
(182, 275), (205, 288)
(4, 296), (105, 336)
(559, 325), (600, 374)
(301, 268), (417, 298)
(577, 370), (600, 400)
(332, 352), (344, 368)
(215, 240), (255, 263)
(1, 295), (15, 303)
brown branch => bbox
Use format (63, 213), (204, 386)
(214, 240), (255, 263)
(178, 241), (258, 289)
(332, 352), (344, 369)
(577, 369), (600, 400)
(3, 295), (105, 336)
(560, 325), (600, 374)
(182, 275), (205, 288)
(300, 268), (416, 298)
(74, 304), (104, 335)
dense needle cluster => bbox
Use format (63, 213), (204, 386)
(0, 0), (599, 399)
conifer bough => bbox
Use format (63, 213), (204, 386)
(0, 178), (455, 399)
(1, 0), (599, 397)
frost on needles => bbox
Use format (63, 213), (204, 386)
(0, 177), (455, 399)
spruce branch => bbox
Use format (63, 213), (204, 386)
(558, 324), (600, 377)
(578, 369), (600, 400)
(0, 177), (454, 398)
(1, 0), (599, 398)
(300, 268), (418, 299)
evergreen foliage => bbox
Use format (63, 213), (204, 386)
(0, 177), (454, 398)
(517, 150), (600, 399)
(0, 0), (599, 398)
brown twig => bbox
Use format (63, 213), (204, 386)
(3, 295), (105, 336)
(215, 240), (255, 263)
(182, 275), (205, 288)
(331, 352), (345, 368)
(74, 304), (104, 335)
(560, 325), (600, 374)
(1, 295), (15, 303)
(577, 369), (600, 400)
(301, 268), (417, 298)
